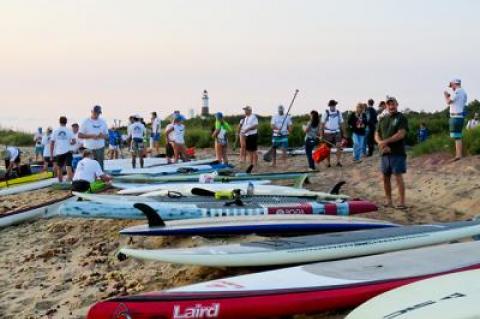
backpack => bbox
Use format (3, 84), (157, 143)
(325, 109), (342, 128)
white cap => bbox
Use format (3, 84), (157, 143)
(132, 113), (141, 119)
(450, 78), (461, 85)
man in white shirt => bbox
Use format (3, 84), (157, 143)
(466, 113), (480, 130)
(71, 123), (83, 154)
(41, 127), (53, 171)
(444, 78), (468, 161)
(51, 116), (75, 182)
(2, 146), (21, 177)
(270, 105), (292, 167)
(128, 114), (147, 168)
(78, 105), (108, 169)
(165, 118), (175, 164)
(33, 127), (43, 161)
(72, 149), (112, 192)
(320, 99), (347, 167)
(240, 105), (258, 168)
(150, 112), (161, 155)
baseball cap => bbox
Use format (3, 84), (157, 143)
(449, 78), (461, 85)
(278, 105), (284, 111)
(92, 105), (102, 114)
(328, 100), (338, 107)
(215, 112), (223, 119)
(386, 95), (398, 104)
(132, 113), (141, 119)
(243, 105), (252, 111)
(174, 114), (183, 121)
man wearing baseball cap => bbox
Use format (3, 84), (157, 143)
(78, 105), (109, 170)
(375, 96), (408, 209)
(444, 78), (468, 161)
(270, 104), (292, 167)
(239, 105), (259, 169)
(320, 99), (346, 167)
(128, 113), (147, 168)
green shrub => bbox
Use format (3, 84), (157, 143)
(0, 129), (34, 146)
(410, 134), (453, 157)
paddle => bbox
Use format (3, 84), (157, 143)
(191, 187), (216, 197)
(263, 89), (299, 162)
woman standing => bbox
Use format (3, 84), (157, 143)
(303, 110), (321, 171)
(348, 103), (368, 162)
(212, 112), (231, 164)
(165, 115), (187, 163)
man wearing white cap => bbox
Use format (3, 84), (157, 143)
(444, 78), (468, 161)
(78, 105), (108, 169)
(270, 104), (292, 167)
(128, 114), (146, 168)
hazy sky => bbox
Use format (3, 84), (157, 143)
(1, 0), (479, 132)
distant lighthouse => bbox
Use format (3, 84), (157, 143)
(201, 90), (209, 117)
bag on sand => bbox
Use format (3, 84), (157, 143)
(313, 143), (330, 163)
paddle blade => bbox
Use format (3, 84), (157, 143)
(263, 148), (274, 162)
(191, 187), (216, 197)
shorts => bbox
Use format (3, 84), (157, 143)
(35, 145), (44, 155)
(381, 154), (407, 176)
(245, 134), (258, 152)
(108, 144), (120, 150)
(131, 138), (145, 154)
(324, 132), (342, 147)
(216, 137), (228, 146)
(91, 148), (105, 170)
(150, 133), (161, 142)
(449, 117), (464, 139)
(55, 152), (73, 167)
(272, 135), (288, 149)
(166, 142), (174, 158)
(72, 180), (91, 192)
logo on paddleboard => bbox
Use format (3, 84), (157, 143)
(269, 204), (312, 215)
(173, 303), (220, 319)
(112, 303), (132, 319)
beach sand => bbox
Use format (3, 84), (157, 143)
(1, 148), (479, 318)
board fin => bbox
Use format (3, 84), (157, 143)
(191, 187), (216, 197)
(329, 181), (346, 195)
(133, 203), (165, 227)
(245, 164), (254, 174)
(263, 148), (273, 162)
(293, 174), (310, 188)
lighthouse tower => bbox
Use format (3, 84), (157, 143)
(201, 90), (209, 117)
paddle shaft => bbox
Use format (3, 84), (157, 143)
(278, 89), (299, 135)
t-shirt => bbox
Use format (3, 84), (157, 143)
(271, 114), (292, 136)
(240, 114), (258, 136)
(79, 117), (108, 150)
(71, 132), (83, 153)
(51, 126), (74, 156)
(108, 129), (121, 146)
(449, 88), (468, 117)
(215, 120), (232, 142)
(41, 134), (52, 157)
(321, 109), (343, 133)
(152, 117), (161, 134)
(73, 157), (104, 183)
(5, 146), (19, 161)
(34, 132), (43, 146)
(376, 112), (408, 156)
(128, 122), (146, 140)
(172, 123), (185, 144)
(165, 123), (174, 142)
(348, 112), (367, 135)
(304, 122), (320, 140)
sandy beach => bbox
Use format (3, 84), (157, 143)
(1, 148), (479, 319)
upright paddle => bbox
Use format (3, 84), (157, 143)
(263, 89), (299, 162)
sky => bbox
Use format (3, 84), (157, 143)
(1, 0), (479, 132)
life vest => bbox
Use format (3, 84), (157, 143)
(313, 143), (330, 163)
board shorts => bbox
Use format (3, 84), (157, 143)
(130, 138), (145, 154)
(150, 132), (161, 142)
(216, 137), (228, 146)
(381, 154), (407, 176)
(55, 151), (73, 167)
(272, 135), (288, 149)
(324, 132), (342, 148)
(449, 117), (464, 139)
(166, 142), (174, 158)
(108, 144), (120, 150)
(245, 134), (258, 152)
(35, 145), (44, 155)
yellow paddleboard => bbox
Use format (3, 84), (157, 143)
(0, 171), (53, 188)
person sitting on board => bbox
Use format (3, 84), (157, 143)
(165, 114), (187, 163)
(320, 99), (347, 167)
(375, 96), (408, 209)
(240, 105), (258, 169)
(2, 146), (22, 178)
(270, 104), (293, 168)
(50, 116), (76, 183)
(41, 127), (53, 172)
(212, 112), (231, 164)
(128, 114), (147, 168)
(303, 110), (321, 171)
(33, 127), (44, 161)
(72, 149), (111, 192)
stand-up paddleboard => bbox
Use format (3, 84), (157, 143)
(104, 157), (169, 171)
(59, 198), (377, 221)
(0, 195), (75, 228)
(118, 219), (480, 266)
(346, 268), (480, 319)
(113, 184), (348, 200)
(110, 180), (272, 193)
(112, 159), (223, 175)
(0, 171), (53, 189)
(113, 171), (311, 184)
(88, 242), (480, 319)
(287, 147), (353, 156)
(120, 215), (396, 237)
(0, 177), (56, 196)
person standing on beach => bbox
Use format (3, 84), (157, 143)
(444, 78), (467, 161)
(164, 117), (175, 163)
(375, 96), (408, 209)
(3, 146), (21, 177)
(78, 105), (108, 170)
(212, 112), (231, 164)
(304, 110), (321, 171)
(150, 112), (162, 155)
(237, 118), (247, 163)
(377, 101), (387, 119)
(165, 115), (187, 163)
(71, 123), (83, 154)
(320, 99), (346, 167)
(271, 105), (293, 167)
(107, 125), (121, 160)
(418, 122), (429, 142)
(41, 127), (53, 172)
(365, 99), (378, 156)
(240, 106), (258, 169)
(50, 116), (75, 182)
(128, 114), (146, 168)
(348, 103), (368, 163)
(466, 113), (480, 130)
(33, 127), (43, 161)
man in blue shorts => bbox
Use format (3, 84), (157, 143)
(444, 78), (467, 161)
(270, 105), (292, 167)
(375, 96), (408, 209)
